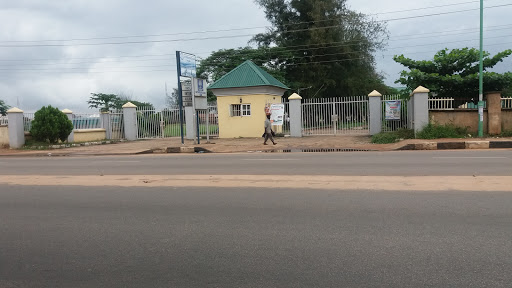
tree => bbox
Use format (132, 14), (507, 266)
(250, 0), (389, 97)
(0, 99), (9, 116)
(87, 93), (119, 112)
(394, 48), (512, 106)
(30, 106), (73, 144)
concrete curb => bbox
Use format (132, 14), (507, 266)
(397, 141), (512, 151)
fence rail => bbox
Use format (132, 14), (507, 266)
(502, 98), (512, 109)
(429, 98), (454, 110)
(0, 116), (7, 126)
(110, 112), (124, 140)
(73, 114), (101, 130)
(302, 96), (369, 135)
(23, 113), (35, 132)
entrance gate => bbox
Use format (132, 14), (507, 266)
(301, 96), (369, 136)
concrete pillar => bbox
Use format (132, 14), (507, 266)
(101, 112), (112, 140)
(7, 107), (25, 148)
(411, 86), (430, 133)
(122, 102), (137, 141)
(62, 109), (74, 143)
(368, 90), (382, 135)
(185, 106), (196, 140)
(288, 93), (302, 137)
(486, 92), (502, 135)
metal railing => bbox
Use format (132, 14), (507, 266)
(23, 113), (35, 132)
(73, 113), (101, 130)
(110, 112), (124, 140)
(0, 116), (7, 126)
(502, 98), (512, 109)
(197, 105), (219, 138)
(382, 95), (409, 132)
(302, 96), (369, 135)
(429, 98), (454, 110)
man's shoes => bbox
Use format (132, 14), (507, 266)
(263, 143), (268, 145)
(273, 142), (277, 145)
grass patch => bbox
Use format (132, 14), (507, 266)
(416, 123), (468, 139)
(500, 130), (512, 137)
(163, 124), (218, 137)
(371, 128), (414, 144)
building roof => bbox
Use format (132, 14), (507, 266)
(209, 60), (289, 90)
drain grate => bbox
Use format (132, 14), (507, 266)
(262, 148), (375, 153)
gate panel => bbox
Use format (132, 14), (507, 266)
(302, 96), (369, 136)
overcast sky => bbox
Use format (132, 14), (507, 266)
(0, 0), (510, 111)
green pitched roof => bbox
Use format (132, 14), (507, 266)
(209, 60), (289, 90)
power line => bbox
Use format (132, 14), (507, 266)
(0, 0), (497, 44)
(0, 4), (510, 48)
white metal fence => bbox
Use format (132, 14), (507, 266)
(382, 95), (409, 132)
(502, 98), (512, 109)
(23, 113), (35, 132)
(302, 96), (369, 135)
(136, 105), (218, 139)
(429, 97), (454, 110)
(110, 112), (124, 140)
(0, 116), (7, 126)
(73, 113), (101, 130)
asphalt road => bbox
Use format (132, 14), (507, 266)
(0, 149), (511, 176)
(1, 150), (512, 287)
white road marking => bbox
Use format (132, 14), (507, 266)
(433, 157), (507, 159)
(242, 159), (299, 161)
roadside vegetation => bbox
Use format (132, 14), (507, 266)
(371, 124), (470, 144)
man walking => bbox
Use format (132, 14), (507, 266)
(264, 114), (276, 145)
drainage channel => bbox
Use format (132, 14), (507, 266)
(259, 148), (376, 153)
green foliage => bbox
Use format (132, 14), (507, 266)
(394, 48), (512, 106)
(198, 0), (391, 98)
(88, 93), (154, 111)
(0, 99), (9, 116)
(416, 123), (468, 139)
(371, 129), (414, 144)
(30, 106), (73, 144)
(500, 130), (512, 137)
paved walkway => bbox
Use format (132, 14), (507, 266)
(1, 135), (511, 156)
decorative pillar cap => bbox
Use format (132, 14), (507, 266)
(288, 93), (302, 100)
(413, 86), (430, 93)
(61, 109), (73, 114)
(7, 107), (23, 113)
(368, 90), (382, 97)
(122, 102), (137, 108)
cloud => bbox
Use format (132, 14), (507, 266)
(0, 0), (510, 111)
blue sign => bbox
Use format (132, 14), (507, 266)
(180, 53), (196, 78)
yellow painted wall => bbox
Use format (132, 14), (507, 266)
(218, 94), (282, 138)
(0, 126), (8, 147)
(74, 129), (106, 142)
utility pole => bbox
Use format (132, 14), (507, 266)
(478, 0), (484, 137)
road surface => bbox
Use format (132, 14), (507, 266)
(1, 150), (511, 287)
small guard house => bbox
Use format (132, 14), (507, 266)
(209, 60), (289, 138)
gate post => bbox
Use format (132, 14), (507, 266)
(368, 90), (382, 135)
(185, 106), (196, 140)
(100, 111), (112, 140)
(62, 109), (74, 143)
(122, 102), (138, 141)
(288, 93), (303, 137)
(411, 86), (430, 134)
(7, 107), (25, 148)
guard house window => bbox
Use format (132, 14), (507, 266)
(230, 104), (251, 117)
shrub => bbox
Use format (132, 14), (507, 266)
(30, 106), (73, 144)
(416, 123), (468, 139)
(501, 130), (512, 137)
(371, 129), (414, 144)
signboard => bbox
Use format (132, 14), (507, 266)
(193, 78), (207, 97)
(180, 53), (196, 78)
(270, 103), (285, 126)
(385, 100), (401, 120)
(181, 80), (193, 107)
